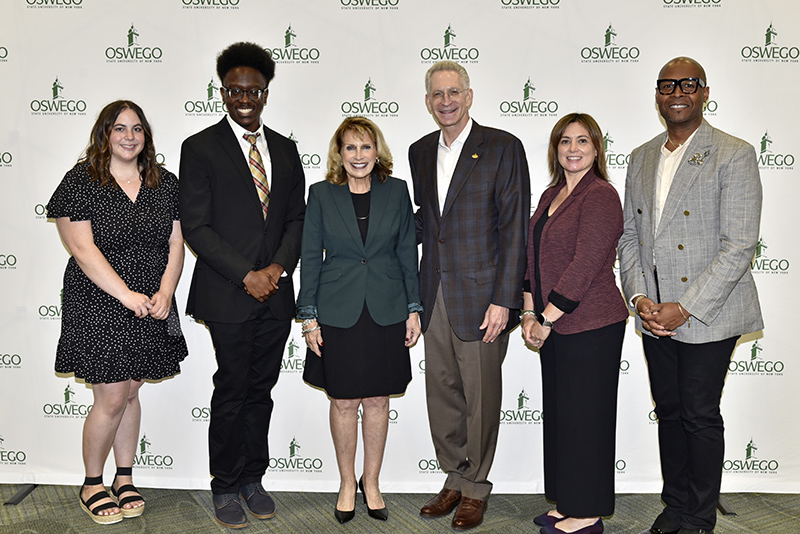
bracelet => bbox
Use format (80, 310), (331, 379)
(632, 295), (647, 311)
(302, 326), (321, 335)
(677, 303), (691, 328)
(520, 310), (536, 319)
(302, 318), (317, 328)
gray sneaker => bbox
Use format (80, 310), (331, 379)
(213, 493), (248, 529)
(239, 482), (276, 519)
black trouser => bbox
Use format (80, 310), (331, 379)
(644, 334), (738, 531)
(206, 302), (290, 495)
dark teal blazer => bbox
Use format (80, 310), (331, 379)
(297, 175), (421, 329)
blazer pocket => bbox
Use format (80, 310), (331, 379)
(387, 267), (404, 280)
(319, 269), (341, 284)
(466, 267), (495, 285)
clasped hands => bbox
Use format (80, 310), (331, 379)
(635, 297), (689, 336)
(243, 263), (283, 302)
(121, 289), (172, 320)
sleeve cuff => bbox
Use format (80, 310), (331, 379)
(295, 305), (318, 320)
(408, 302), (424, 314)
(548, 289), (579, 314)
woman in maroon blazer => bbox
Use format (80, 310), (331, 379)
(522, 113), (629, 534)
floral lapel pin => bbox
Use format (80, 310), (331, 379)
(688, 150), (710, 166)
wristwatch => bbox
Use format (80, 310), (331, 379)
(537, 312), (553, 328)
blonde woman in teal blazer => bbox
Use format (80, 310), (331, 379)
(297, 117), (422, 524)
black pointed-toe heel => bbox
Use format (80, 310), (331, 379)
(358, 477), (388, 521)
(334, 485), (356, 524)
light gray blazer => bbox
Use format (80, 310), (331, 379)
(618, 120), (764, 344)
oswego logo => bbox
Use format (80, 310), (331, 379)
(0, 352), (22, 369)
(42, 384), (92, 418)
(580, 24), (640, 63)
(418, 454), (443, 474)
(0, 150), (12, 167)
(757, 130), (794, 170)
(499, 78), (558, 118)
(184, 78), (227, 116)
(269, 437), (323, 472)
(269, 25), (320, 64)
(358, 408), (399, 425)
(106, 24), (163, 63)
(38, 290), (62, 320)
(288, 132), (322, 170)
(729, 340), (784, 376)
(420, 24), (480, 64)
(134, 434), (174, 469)
(26, 0), (83, 8)
(723, 439), (779, 474)
(190, 405), (210, 422)
(742, 23), (799, 62)
(0, 435), (27, 466)
(500, 0), (560, 9)
(604, 131), (630, 169)
(750, 236), (790, 275)
(0, 46), (8, 61)
(182, 0), (240, 9)
(280, 338), (304, 374)
(615, 459), (626, 473)
(30, 77), (87, 116)
(340, 0), (399, 10)
(0, 254), (17, 270)
(662, 0), (721, 7)
(34, 203), (48, 220)
(500, 388), (542, 425)
(341, 78), (400, 118)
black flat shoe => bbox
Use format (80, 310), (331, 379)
(80, 475), (123, 525)
(358, 477), (388, 521)
(334, 485), (356, 524)
(111, 467), (145, 518)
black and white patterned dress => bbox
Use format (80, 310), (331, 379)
(47, 162), (188, 384)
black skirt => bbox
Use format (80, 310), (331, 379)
(303, 304), (411, 399)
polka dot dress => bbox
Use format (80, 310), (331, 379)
(47, 162), (188, 384)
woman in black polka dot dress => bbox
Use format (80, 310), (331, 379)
(47, 100), (188, 525)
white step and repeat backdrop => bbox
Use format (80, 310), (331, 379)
(0, 0), (797, 494)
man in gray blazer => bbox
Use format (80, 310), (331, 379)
(619, 57), (763, 534)
(409, 61), (529, 531)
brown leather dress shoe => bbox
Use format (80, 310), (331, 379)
(419, 488), (462, 518)
(451, 496), (488, 530)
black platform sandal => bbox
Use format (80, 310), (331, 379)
(80, 475), (123, 525)
(111, 467), (145, 518)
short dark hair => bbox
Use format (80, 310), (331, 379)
(216, 42), (275, 86)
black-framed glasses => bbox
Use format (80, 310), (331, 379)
(656, 78), (706, 95)
(221, 86), (267, 100)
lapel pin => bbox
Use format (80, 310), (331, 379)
(688, 150), (710, 166)
(471, 153), (478, 159)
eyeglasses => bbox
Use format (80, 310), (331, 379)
(430, 88), (468, 102)
(656, 78), (706, 95)
(221, 86), (267, 100)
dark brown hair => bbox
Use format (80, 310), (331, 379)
(80, 100), (161, 189)
(547, 112), (609, 188)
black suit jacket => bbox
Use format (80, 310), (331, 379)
(179, 118), (305, 323)
(409, 121), (530, 341)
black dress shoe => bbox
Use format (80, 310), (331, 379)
(637, 529), (680, 534)
(359, 477), (388, 520)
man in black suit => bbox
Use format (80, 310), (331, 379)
(179, 42), (305, 529)
(410, 60), (530, 531)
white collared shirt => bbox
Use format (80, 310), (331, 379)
(436, 118), (473, 216)
(653, 127), (698, 233)
(226, 114), (272, 191)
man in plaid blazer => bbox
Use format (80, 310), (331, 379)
(409, 61), (530, 531)
(618, 57), (763, 534)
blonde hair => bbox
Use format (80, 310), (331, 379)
(326, 116), (393, 185)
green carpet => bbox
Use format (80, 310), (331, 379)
(2, 485), (798, 533)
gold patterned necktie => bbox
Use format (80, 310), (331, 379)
(244, 133), (269, 218)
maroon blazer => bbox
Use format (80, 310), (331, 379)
(525, 170), (628, 335)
